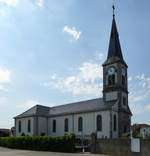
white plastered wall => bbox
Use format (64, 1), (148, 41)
(48, 110), (111, 138)
(37, 117), (48, 136)
(15, 117), (34, 136)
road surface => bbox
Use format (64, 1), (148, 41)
(0, 147), (110, 156)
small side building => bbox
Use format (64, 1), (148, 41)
(140, 125), (150, 138)
(14, 105), (49, 136)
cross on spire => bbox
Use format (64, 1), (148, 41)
(112, 4), (115, 18)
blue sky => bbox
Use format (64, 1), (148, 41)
(0, 0), (150, 128)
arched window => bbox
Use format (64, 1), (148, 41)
(18, 120), (21, 133)
(123, 97), (127, 106)
(28, 120), (31, 132)
(64, 118), (69, 132)
(124, 125), (127, 133)
(97, 115), (102, 131)
(78, 117), (83, 132)
(122, 75), (125, 86)
(121, 67), (126, 86)
(108, 74), (115, 86)
(52, 120), (56, 133)
(113, 115), (117, 131)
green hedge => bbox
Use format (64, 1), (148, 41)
(0, 134), (75, 152)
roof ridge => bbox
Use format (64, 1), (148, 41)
(36, 104), (50, 108)
(51, 98), (102, 109)
(18, 105), (37, 116)
(14, 98), (104, 118)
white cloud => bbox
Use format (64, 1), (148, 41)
(17, 100), (40, 109)
(79, 62), (103, 82)
(17, 100), (58, 110)
(130, 103), (150, 115)
(35, 0), (43, 8)
(129, 94), (148, 103)
(0, 96), (8, 106)
(95, 51), (105, 61)
(128, 76), (132, 81)
(0, 9), (6, 16)
(0, 85), (8, 91)
(0, 66), (11, 91)
(144, 104), (150, 112)
(0, 67), (11, 83)
(63, 25), (81, 41)
(0, 0), (18, 6)
(0, 0), (45, 8)
(129, 74), (150, 115)
(44, 61), (103, 97)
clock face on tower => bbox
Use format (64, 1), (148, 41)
(108, 67), (115, 75)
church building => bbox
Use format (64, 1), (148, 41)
(14, 8), (132, 139)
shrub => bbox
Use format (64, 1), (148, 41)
(0, 133), (75, 152)
(121, 132), (131, 138)
(0, 132), (10, 137)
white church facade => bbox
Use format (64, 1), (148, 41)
(14, 12), (132, 139)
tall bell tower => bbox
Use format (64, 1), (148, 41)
(103, 5), (132, 137)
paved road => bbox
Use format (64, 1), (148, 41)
(0, 147), (109, 156)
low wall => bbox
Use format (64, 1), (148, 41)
(90, 137), (150, 156)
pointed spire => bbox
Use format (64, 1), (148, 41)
(105, 5), (127, 66)
(107, 16), (123, 60)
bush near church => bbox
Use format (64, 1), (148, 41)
(0, 134), (75, 152)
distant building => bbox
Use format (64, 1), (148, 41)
(0, 129), (10, 137)
(14, 9), (132, 139)
(140, 125), (150, 138)
(132, 124), (150, 138)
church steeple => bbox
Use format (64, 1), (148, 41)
(104, 5), (127, 66)
(102, 4), (132, 138)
